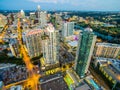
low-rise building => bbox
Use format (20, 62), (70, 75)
(9, 38), (20, 57)
(39, 73), (69, 90)
(64, 69), (81, 90)
(94, 57), (120, 89)
(10, 85), (22, 90)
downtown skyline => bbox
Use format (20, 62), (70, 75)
(0, 1), (120, 90)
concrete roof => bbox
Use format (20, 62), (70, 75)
(68, 41), (78, 47)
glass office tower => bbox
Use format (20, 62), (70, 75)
(75, 28), (96, 78)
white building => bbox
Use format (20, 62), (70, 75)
(20, 10), (25, 18)
(62, 22), (74, 37)
(42, 24), (59, 65)
(40, 11), (47, 28)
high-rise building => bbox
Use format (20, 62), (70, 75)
(62, 22), (74, 37)
(37, 5), (47, 27)
(40, 11), (47, 27)
(30, 12), (36, 20)
(30, 12), (36, 25)
(25, 29), (43, 58)
(37, 5), (41, 11)
(94, 43), (120, 59)
(55, 13), (63, 30)
(20, 10), (25, 18)
(37, 5), (41, 24)
(75, 28), (96, 78)
(42, 24), (59, 65)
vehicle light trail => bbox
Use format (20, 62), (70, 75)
(17, 18), (40, 90)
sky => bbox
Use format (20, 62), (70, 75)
(0, 0), (120, 11)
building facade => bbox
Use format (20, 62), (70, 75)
(75, 28), (96, 78)
(40, 11), (47, 28)
(94, 43), (120, 59)
(9, 38), (20, 57)
(42, 24), (59, 65)
(55, 13), (63, 30)
(62, 22), (74, 37)
(25, 29), (43, 58)
(37, 5), (47, 27)
(20, 10), (25, 18)
(37, 5), (41, 24)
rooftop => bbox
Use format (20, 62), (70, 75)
(84, 27), (93, 32)
(10, 85), (22, 90)
(95, 57), (120, 82)
(46, 24), (55, 32)
(68, 41), (78, 47)
(75, 81), (91, 90)
(104, 65), (120, 82)
(96, 57), (120, 72)
(9, 38), (18, 44)
(0, 63), (16, 70)
(40, 73), (69, 90)
(26, 29), (43, 36)
(96, 43), (120, 47)
(66, 69), (80, 85)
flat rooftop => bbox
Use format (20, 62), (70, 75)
(96, 43), (120, 47)
(95, 57), (120, 70)
(0, 63), (16, 70)
(40, 73), (69, 90)
(66, 69), (80, 85)
(95, 57), (120, 82)
(75, 81), (92, 90)
(68, 41), (78, 47)
(103, 65), (120, 82)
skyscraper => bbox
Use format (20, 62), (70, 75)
(55, 13), (63, 30)
(37, 5), (41, 24)
(40, 11), (47, 28)
(42, 24), (59, 65)
(37, 5), (47, 27)
(62, 22), (74, 37)
(25, 29), (43, 58)
(75, 28), (96, 78)
(20, 10), (25, 18)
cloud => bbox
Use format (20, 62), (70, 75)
(28, 0), (120, 11)
(29, 0), (70, 4)
(28, 0), (91, 6)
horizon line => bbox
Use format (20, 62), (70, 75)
(0, 9), (120, 12)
